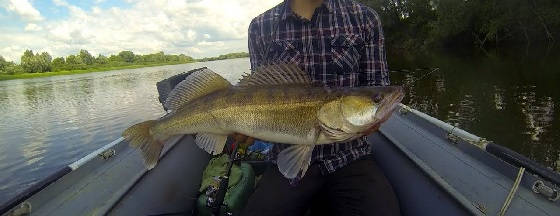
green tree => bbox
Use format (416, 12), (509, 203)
(165, 54), (179, 62)
(133, 55), (144, 63)
(96, 54), (108, 64)
(4, 65), (23, 74)
(52, 57), (66, 71)
(108, 55), (121, 62)
(21, 50), (36, 73)
(20, 50), (51, 73)
(66, 55), (81, 65)
(118, 51), (135, 63)
(0, 55), (9, 73)
(358, 0), (560, 50)
(79, 49), (95, 65)
(0, 56), (22, 75)
(178, 54), (194, 62)
(38, 52), (52, 72)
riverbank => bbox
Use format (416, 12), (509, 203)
(0, 62), (193, 81)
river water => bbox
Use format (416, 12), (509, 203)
(0, 53), (558, 204)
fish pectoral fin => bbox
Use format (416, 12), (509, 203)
(195, 133), (228, 155)
(277, 145), (314, 179)
(319, 122), (353, 142)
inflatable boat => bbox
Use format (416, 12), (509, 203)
(2, 69), (559, 216)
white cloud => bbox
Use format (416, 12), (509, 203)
(52, 0), (69, 7)
(24, 23), (42, 31)
(198, 41), (225, 47)
(3, 0), (44, 22)
(1, 0), (281, 62)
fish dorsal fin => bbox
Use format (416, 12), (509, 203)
(164, 68), (231, 111)
(237, 64), (311, 87)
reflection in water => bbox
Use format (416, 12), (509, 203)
(392, 50), (559, 172)
(23, 83), (55, 110)
(434, 73), (446, 93)
(0, 54), (559, 204)
(493, 86), (505, 110)
(446, 95), (477, 128)
(401, 73), (417, 105)
(516, 87), (554, 142)
(0, 58), (251, 204)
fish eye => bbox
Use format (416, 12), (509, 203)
(373, 94), (383, 103)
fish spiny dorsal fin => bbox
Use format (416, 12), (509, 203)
(164, 68), (231, 111)
(237, 64), (311, 87)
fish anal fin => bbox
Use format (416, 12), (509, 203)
(277, 145), (314, 179)
(237, 64), (312, 87)
(195, 133), (228, 155)
(164, 68), (232, 111)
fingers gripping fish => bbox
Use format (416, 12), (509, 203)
(122, 64), (404, 179)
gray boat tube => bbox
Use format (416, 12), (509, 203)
(0, 137), (124, 215)
(398, 104), (560, 186)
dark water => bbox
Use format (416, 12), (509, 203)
(388, 49), (560, 173)
(0, 52), (558, 205)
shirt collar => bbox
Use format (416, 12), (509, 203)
(280, 0), (334, 20)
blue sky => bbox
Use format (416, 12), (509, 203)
(0, 0), (280, 62)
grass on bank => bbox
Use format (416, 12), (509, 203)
(0, 61), (194, 81)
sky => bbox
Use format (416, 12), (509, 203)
(0, 0), (281, 62)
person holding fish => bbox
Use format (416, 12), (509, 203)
(240, 0), (401, 215)
(122, 0), (402, 215)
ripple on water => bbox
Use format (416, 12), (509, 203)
(446, 94), (477, 128)
(516, 86), (555, 142)
(0, 60), (251, 204)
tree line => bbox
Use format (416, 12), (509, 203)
(198, 52), (249, 62)
(0, 50), (195, 75)
(359, 0), (559, 51)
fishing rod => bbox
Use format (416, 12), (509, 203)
(398, 104), (560, 191)
(395, 67), (560, 188)
(388, 67), (435, 73)
(398, 67), (440, 88)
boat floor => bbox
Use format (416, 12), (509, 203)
(109, 110), (560, 215)
(4, 108), (559, 215)
(109, 136), (210, 215)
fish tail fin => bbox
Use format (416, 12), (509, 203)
(122, 120), (162, 170)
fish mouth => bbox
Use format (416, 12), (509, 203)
(374, 86), (405, 124)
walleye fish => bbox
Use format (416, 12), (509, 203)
(123, 64), (404, 179)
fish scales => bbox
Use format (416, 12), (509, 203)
(122, 65), (404, 178)
(155, 86), (340, 145)
(215, 86), (334, 144)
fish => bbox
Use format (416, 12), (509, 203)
(122, 64), (404, 179)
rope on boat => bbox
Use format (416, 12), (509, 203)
(499, 167), (525, 216)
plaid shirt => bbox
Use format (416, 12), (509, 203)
(248, 0), (389, 174)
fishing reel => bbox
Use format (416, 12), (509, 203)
(203, 175), (234, 216)
(204, 176), (228, 207)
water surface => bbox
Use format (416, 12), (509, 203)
(389, 50), (559, 172)
(0, 53), (559, 205)
(0, 58), (250, 204)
